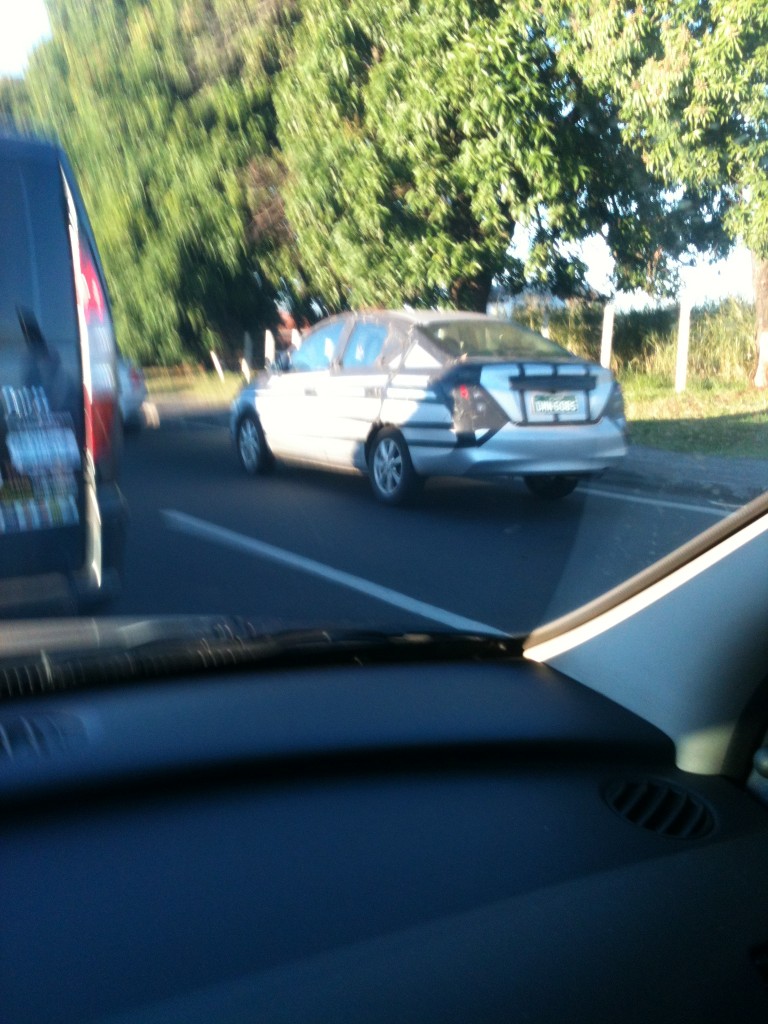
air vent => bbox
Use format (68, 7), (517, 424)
(0, 713), (87, 760)
(604, 779), (715, 839)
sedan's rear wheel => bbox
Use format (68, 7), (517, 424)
(524, 474), (579, 499)
(236, 413), (271, 475)
(369, 428), (419, 505)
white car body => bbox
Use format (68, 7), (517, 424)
(232, 311), (628, 502)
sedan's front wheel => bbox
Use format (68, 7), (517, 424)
(368, 428), (420, 505)
(524, 474), (579, 499)
(236, 413), (272, 475)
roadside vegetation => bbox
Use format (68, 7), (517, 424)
(622, 379), (768, 459)
(617, 302), (768, 460)
(3, 2), (766, 458)
(2, 1), (767, 381)
(513, 298), (756, 384)
(144, 367), (242, 404)
(511, 296), (768, 459)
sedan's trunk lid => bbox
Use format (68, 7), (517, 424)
(478, 360), (616, 425)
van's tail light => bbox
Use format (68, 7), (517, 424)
(78, 248), (118, 478)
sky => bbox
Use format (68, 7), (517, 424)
(0, 1), (755, 308)
(0, 0), (51, 78)
(580, 234), (754, 311)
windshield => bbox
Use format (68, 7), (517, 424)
(0, 1), (766, 657)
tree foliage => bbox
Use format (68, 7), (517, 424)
(276, 0), (728, 311)
(546, 0), (768, 382)
(19, 0), (285, 363)
(1, 0), (753, 360)
(547, 0), (768, 254)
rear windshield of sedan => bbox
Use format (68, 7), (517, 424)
(419, 319), (571, 361)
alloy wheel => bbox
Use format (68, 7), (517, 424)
(238, 416), (263, 474)
(373, 436), (403, 497)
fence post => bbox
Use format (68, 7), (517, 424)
(264, 329), (276, 367)
(600, 302), (615, 369)
(675, 296), (692, 393)
(241, 331), (252, 382)
(210, 350), (225, 382)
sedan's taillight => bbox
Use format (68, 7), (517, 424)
(451, 383), (508, 442)
(604, 381), (626, 422)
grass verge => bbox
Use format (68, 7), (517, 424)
(144, 368), (243, 404)
(621, 374), (768, 458)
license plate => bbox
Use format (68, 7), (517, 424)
(532, 393), (579, 415)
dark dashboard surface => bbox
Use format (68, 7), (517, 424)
(1, 657), (766, 1023)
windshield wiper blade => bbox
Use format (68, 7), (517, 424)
(0, 625), (521, 702)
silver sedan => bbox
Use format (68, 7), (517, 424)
(231, 311), (628, 504)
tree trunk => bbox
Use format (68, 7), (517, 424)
(753, 253), (768, 388)
(450, 267), (494, 312)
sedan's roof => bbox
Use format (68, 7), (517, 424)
(380, 310), (499, 325)
(357, 309), (550, 342)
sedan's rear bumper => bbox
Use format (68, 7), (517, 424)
(405, 420), (627, 479)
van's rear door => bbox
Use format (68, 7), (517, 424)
(0, 140), (87, 581)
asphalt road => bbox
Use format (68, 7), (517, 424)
(112, 409), (738, 637)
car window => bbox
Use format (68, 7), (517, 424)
(292, 319), (346, 372)
(420, 320), (570, 361)
(0, 155), (80, 376)
(340, 322), (403, 369)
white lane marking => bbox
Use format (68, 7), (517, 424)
(162, 509), (508, 637)
(583, 486), (735, 518)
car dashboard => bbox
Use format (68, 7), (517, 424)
(1, 652), (767, 1024)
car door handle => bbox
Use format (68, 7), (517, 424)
(304, 388), (317, 396)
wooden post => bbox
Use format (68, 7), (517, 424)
(675, 297), (691, 394)
(757, 332), (768, 389)
(264, 329), (276, 367)
(600, 302), (615, 369)
(541, 308), (550, 339)
(210, 350), (224, 382)
(753, 254), (768, 388)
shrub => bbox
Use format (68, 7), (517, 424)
(509, 297), (755, 384)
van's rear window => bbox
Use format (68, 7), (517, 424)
(0, 155), (79, 359)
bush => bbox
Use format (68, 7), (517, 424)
(509, 297), (755, 384)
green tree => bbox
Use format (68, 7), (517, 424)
(546, 0), (768, 384)
(275, 0), (727, 311)
(22, 0), (285, 364)
(0, 75), (32, 127)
